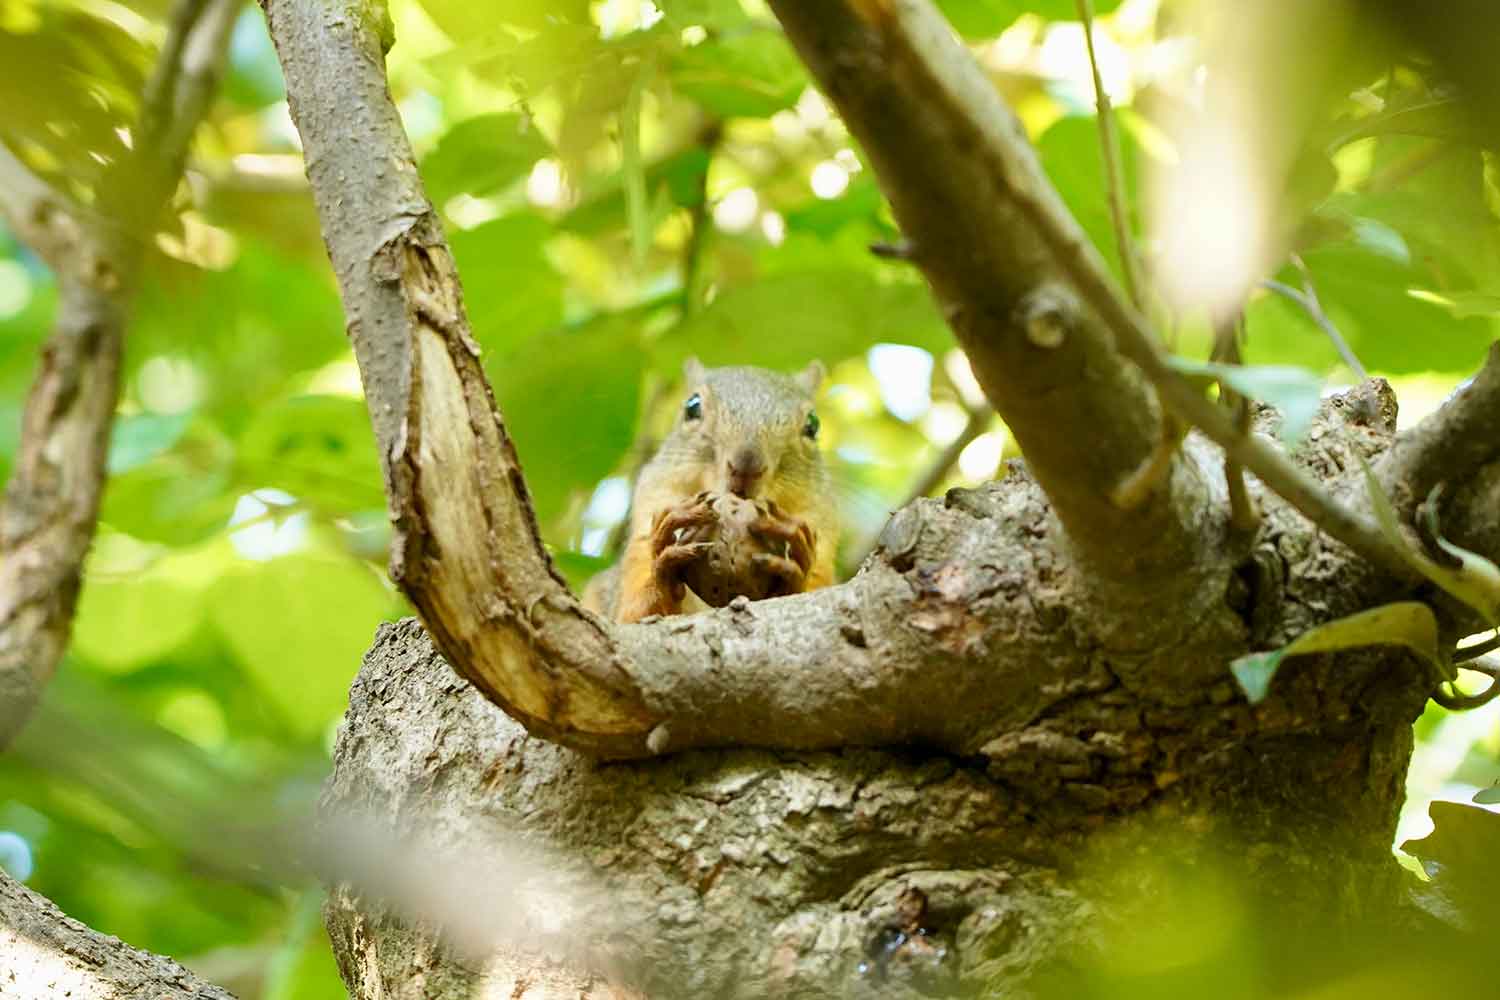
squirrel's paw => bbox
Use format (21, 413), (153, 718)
(649, 494), (717, 593)
(749, 503), (816, 595)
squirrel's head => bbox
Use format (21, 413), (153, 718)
(667, 357), (826, 504)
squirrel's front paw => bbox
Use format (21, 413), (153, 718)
(649, 492), (718, 596)
(748, 502), (816, 596)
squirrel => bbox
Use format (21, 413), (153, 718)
(583, 358), (839, 623)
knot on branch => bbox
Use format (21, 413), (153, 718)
(1015, 284), (1078, 350)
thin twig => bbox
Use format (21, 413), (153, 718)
(1455, 632), (1500, 664)
(852, 402), (992, 567)
(1262, 255), (1367, 379)
(1431, 656), (1500, 711)
(1212, 312), (1258, 533)
(679, 119), (722, 316)
(1075, 0), (1143, 310)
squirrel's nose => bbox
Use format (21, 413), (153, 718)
(726, 446), (766, 498)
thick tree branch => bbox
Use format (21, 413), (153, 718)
(1379, 341), (1500, 510)
(766, 0), (1415, 581)
(261, 0), (658, 754)
(766, 0), (1206, 580)
(0, 0), (236, 747)
(0, 869), (234, 999)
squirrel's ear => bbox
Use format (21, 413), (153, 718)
(682, 356), (706, 386)
(796, 360), (826, 394)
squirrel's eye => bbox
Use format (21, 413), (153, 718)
(683, 393), (703, 421)
(803, 411), (820, 440)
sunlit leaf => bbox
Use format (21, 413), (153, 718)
(936, 0), (1124, 38)
(1231, 601), (1446, 704)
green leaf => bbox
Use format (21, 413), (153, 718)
(1349, 218), (1411, 264)
(1407, 288), (1500, 319)
(1231, 601), (1446, 704)
(100, 422), (238, 547)
(1361, 454), (1500, 626)
(662, 270), (951, 373)
(669, 30), (805, 118)
(1230, 651), (1284, 705)
(420, 113), (551, 205)
(1402, 801), (1500, 930)
(416, 0), (590, 39)
(449, 213), (565, 352)
(491, 317), (646, 530)
(1165, 357), (1324, 444)
(655, 0), (752, 30)
(1037, 115), (1144, 289)
(108, 412), (192, 474)
(936, 0), (1125, 40)
(1474, 784), (1500, 805)
(74, 549), (223, 672)
(237, 396), (384, 513)
(209, 554), (395, 736)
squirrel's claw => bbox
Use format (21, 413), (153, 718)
(749, 507), (816, 578)
(752, 552), (806, 597)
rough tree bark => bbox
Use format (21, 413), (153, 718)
(256, 0), (1500, 996)
(0, 0), (242, 994)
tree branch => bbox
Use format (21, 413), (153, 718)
(0, 869), (233, 999)
(765, 0), (1207, 580)
(1379, 340), (1500, 513)
(767, 0), (1414, 580)
(0, 0), (236, 747)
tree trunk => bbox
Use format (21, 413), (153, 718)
(318, 383), (1472, 998)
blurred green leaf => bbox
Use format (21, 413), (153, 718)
(1037, 115), (1144, 288)
(101, 422), (238, 546)
(237, 395), (384, 512)
(492, 317), (646, 529)
(210, 554), (394, 736)
(664, 270), (950, 374)
(669, 30), (805, 118)
(450, 213), (565, 351)
(656, 0), (754, 30)
(416, 0), (590, 39)
(74, 553), (221, 672)
(421, 113), (551, 205)
(1164, 358), (1324, 444)
(622, 62), (653, 267)
(108, 412), (192, 474)
(936, 0), (1124, 39)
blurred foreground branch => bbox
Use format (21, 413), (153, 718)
(0, 0), (236, 741)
